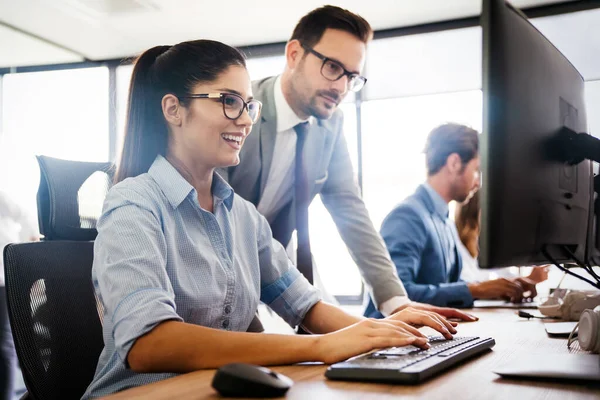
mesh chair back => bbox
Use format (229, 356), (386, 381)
(3, 241), (104, 400)
(36, 155), (114, 241)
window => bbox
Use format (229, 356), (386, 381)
(586, 80), (600, 137)
(0, 67), (109, 219)
(532, 9), (600, 81)
(310, 102), (362, 298)
(245, 56), (286, 81)
(365, 27), (482, 100)
(115, 63), (134, 159)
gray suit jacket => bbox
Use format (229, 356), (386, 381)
(217, 76), (406, 308)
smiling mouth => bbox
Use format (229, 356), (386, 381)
(221, 133), (243, 145)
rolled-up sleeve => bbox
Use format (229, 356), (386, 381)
(256, 215), (321, 328)
(94, 188), (183, 364)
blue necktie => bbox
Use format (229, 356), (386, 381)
(294, 122), (313, 284)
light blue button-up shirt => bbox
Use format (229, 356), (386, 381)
(83, 156), (321, 398)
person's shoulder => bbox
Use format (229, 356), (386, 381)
(229, 192), (265, 226)
(104, 174), (163, 212)
(402, 191), (429, 213)
(252, 76), (277, 100)
(383, 192), (429, 227)
(386, 200), (421, 220)
(231, 192), (259, 214)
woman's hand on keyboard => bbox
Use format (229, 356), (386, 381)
(314, 318), (429, 365)
(385, 307), (457, 339)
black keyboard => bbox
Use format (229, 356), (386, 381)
(325, 336), (495, 384)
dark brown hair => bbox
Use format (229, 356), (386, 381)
(290, 5), (372, 48)
(455, 190), (480, 258)
(424, 123), (479, 176)
(115, 40), (246, 183)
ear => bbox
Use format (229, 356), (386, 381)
(447, 153), (463, 175)
(162, 94), (182, 127)
(285, 39), (304, 70)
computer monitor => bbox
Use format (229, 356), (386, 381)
(479, 0), (593, 268)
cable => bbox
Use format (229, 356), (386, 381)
(567, 322), (580, 350)
(561, 246), (600, 281)
(541, 246), (600, 289)
(561, 246), (600, 282)
(555, 270), (567, 289)
(517, 310), (560, 320)
(542, 245), (600, 288)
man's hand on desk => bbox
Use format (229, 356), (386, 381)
(467, 277), (537, 303)
(510, 277), (537, 301)
(392, 302), (479, 323)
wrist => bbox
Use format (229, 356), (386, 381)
(304, 334), (325, 363)
(467, 283), (481, 298)
(380, 296), (411, 317)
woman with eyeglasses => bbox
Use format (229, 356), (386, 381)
(83, 39), (458, 397)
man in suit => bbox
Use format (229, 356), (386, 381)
(219, 5), (476, 323)
(365, 123), (538, 317)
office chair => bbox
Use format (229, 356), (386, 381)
(3, 241), (104, 400)
(36, 155), (114, 241)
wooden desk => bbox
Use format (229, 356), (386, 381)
(102, 309), (599, 400)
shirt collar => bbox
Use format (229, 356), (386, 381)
(148, 155), (234, 211)
(273, 75), (311, 132)
(423, 182), (449, 219)
(212, 171), (234, 211)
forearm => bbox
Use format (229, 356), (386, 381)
(301, 301), (363, 334)
(128, 320), (319, 373)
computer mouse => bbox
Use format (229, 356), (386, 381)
(211, 363), (293, 398)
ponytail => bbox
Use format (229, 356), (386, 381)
(115, 45), (171, 183)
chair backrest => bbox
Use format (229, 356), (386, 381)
(36, 155), (114, 241)
(3, 241), (104, 400)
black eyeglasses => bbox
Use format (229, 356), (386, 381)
(301, 44), (367, 92)
(179, 92), (262, 124)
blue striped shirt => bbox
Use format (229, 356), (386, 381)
(83, 155), (320, 398)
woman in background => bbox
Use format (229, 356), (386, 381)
(455, 191), (549, 285)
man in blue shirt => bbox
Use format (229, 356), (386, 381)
(365, 123), (537, 315)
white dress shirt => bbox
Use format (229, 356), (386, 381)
(255, 76), (409, 314)
(256, 76), (309, 221)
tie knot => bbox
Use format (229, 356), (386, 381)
(294, 121), (310, 137)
